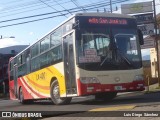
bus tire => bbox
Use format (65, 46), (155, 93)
(19, 87), (32, 104)
(95, 92), (117, 101)
(19, 87), (26, 104)
(50, 80), (72, 105)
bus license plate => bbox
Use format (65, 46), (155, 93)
(115, 86), (122, 90)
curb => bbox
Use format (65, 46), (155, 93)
(144, 89), (160, 94)
(89, 105), (136, 111)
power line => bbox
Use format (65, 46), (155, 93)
(0, 1), (72, 18)
(38, 0), (68, 18)
(54, 0), (73, 15)
(0, 0), (106, 17)
(0, 0), (111, 23)
(0, 14), (67, 28)
(70, 0), (86, 12)
(0, 0), (120, 19)
(0, 0), (133, 28)
(0, 0), (43, 12)
(0, 0), (67, 15)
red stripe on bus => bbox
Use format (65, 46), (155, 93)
(26, 76), (50, 90)
(21, 77), (47, 98)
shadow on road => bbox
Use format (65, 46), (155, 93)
(26, 91), (160, 107)
(77, 91), (160, 106)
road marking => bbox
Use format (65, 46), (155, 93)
(117, 92), (133, 95)
(89, 105), (136, 111)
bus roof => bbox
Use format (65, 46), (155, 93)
(75, 12), (134, 19)
(11, 12), (134, 60)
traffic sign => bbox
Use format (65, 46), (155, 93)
(137, 23), (155, 35)
(134, 13), (154, 25)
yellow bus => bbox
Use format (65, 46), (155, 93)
(8, 13), (144, 105)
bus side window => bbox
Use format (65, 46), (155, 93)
(10, 60), (14, 71)
(48, 51), (56, 64)
(31, 43), (39, 58)
(23, 49), (31, 73)
(51, 28), (62, 47)
(14, 57), (17, 66)
(17, 55), (22, 66)
(48, 45), (62, 64)
(40, 35), (50, 53)
(40, 53), (48, 68)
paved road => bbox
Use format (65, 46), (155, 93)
(0, 91), (160, 119)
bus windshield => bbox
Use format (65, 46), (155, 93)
(77, 28), (142, 71)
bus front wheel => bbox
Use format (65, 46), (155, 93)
(50, 80), (72, 105)
(95, 92), (117, 101)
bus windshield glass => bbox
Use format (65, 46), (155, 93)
(77, 27), (142, 71)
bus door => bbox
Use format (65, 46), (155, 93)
(63, 31), (77, 95)
(13, 64), (18, 98)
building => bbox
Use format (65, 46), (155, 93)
(0, 45), (28, 94)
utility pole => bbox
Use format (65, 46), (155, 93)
(110, 0), (112, 13)
(153, 0), (160, 87)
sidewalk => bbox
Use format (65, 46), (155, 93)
(144, 82), (160, 93)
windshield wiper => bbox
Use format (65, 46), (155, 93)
(100, 45), (133, 67)
(100, 56), (109, 66)
(116, 48), (133, 66)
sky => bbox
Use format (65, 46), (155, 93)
(0, 0), (159, 56)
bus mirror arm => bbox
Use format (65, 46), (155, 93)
(138, 29), (144, 45)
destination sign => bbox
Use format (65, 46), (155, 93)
(88, 18), (128, 25)
(134, 13), (154, 25)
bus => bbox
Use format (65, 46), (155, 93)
(8, 13), (144, 105)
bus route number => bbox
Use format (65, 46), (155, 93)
(36, 72), (46, 80)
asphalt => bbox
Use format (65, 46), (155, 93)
(0, 83), (160, 120)
(41, 83), (160, 120)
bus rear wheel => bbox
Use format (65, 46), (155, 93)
(19, 87), (32, 104)
(19, 87), (26, 104)
(50, 80), (72, 105)
(95, 92), (117, 101)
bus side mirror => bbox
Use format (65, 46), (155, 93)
(138, 29), (144, 45)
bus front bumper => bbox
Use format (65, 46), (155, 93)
(77, 79), (145, 96)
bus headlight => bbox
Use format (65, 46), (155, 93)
(80, 77), (100, 84)
(134, 75), (144, 81)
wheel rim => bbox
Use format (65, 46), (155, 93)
(53, 84), (60, 99)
